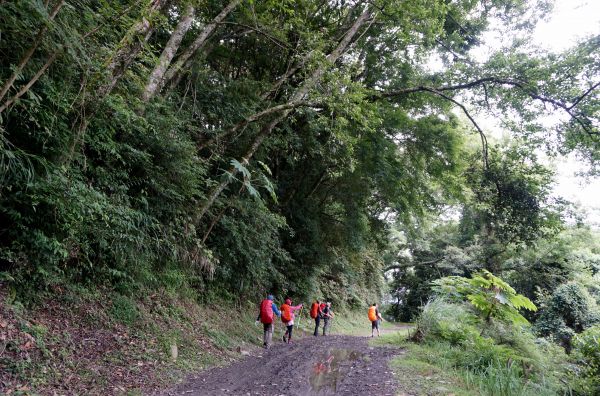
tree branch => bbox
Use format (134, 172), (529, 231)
(215, 21), (292, 50)
(0, 52), (59, 113)
(384, 257), (445, 272)
(197, 100), (318, 150)
(568, 80), (600, 110)
(422, 87), (490, 169)
(374, 77), (599, 137)
(0, 0), (64, 103)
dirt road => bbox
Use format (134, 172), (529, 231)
(158, 334), (403, 396)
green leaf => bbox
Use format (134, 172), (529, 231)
(231, 159), (251, 180)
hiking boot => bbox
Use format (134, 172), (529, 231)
(282, 335), (287, 342)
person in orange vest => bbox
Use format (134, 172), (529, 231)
(256, 294), (281, 348)
(368, 303), (383, 337)
(280, 298), (303, 343)
(311, 300), (325, 336)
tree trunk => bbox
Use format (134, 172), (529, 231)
(0, 2), (141, 114)
(63, 0), (167, 165)
(195, 113), (287, 224)
(194, 5), (373, 224)
(141, 4), (195, 102)
(0, 52), (59, 113)
(0, 0), (65, 103)
(161, 0), (241, 91)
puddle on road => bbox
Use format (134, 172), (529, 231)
(309, 349), (365, 394)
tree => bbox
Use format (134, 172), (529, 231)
(432, 270), (537, 325)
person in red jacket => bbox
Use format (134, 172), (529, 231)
(311, 300), (325, 336)
(280, 298), (303, 343)
(256, 294), (281, 348)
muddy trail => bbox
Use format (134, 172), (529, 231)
(158, 334), (403, 396)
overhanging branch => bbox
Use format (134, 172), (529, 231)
(373, 77), (599, 137)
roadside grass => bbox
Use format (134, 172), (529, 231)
(300, 309), (410, 337)
(373, 330), (562, 396)
(373, 333), (477, 395)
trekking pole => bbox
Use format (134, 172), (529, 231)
(296, 306), (302, 331)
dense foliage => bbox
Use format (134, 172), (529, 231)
(1, 0), (599, 312)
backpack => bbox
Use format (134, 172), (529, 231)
(281, 304), (292, 323)
(310, 302), (319, 319)
(260, 299), (274, 324)
(368, 306), (377, 322)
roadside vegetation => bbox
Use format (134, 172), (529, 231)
(380, 270), (599, 395)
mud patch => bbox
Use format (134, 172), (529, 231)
(309, 349), (364, 393)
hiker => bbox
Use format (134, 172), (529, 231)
(322, 302), (334, 336)
(256, 294), (281, 348)
(368, 303), (383, 337)
(280, 298), (303, 343)
(311, 300), (324, 336)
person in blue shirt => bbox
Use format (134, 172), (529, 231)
(256, 294), (281, 348)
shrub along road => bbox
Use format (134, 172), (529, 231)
(157, 334), (402, 396)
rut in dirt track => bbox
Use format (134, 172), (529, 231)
(158, 334), (403, 396)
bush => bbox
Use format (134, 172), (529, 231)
(415, 299), (480, 345)
(465, 360), (557, 396)
(535, 282), (600, 351)
(412, 297), (565, 394)
(109, 294), (139, 325)
(570, 325), (600, 395)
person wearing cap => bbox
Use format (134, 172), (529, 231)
(256, 294), (281, 348)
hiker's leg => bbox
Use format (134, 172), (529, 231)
(314, 316), (320, 336)
(323, 319), (328, 336)
(263, 323), (269, 346)
(267, 323), (274, 347)
(288, 325), (293, 342)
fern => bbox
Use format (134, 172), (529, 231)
(432, 270), (537, 325)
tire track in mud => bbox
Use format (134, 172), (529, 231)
(158, 335), (403, 396)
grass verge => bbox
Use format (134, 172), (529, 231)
(373, 333), (478, 396)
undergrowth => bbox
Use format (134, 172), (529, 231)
(0, 282), (267, 395)
(377, 298), (573, 396)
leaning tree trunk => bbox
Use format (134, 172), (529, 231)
(194, 5), (373, 225)
(141, 3), (195, 102)
(96, 0), (167, 100)
(0, 0), (65, 103)
(64, 0), (167, 164)
(161, 0), (241, 91)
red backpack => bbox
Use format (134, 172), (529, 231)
(281, 304), (292, 323)
(260, 299), (274, 324)
(310, 302), (319, 319)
